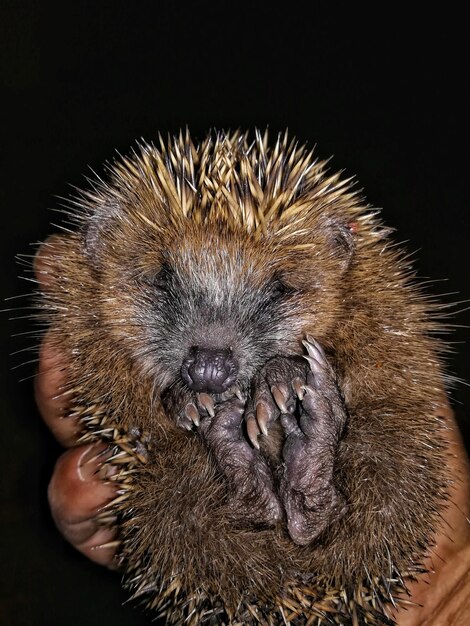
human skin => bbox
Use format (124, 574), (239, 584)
(35, 237), (470, 625)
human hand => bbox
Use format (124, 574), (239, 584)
(392, 402), (470, 625)
(34, 236), (119, 568)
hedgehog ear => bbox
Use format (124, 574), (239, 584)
(327, 219), (356, 273)
(83, 202), (121, 262)
(84, 216), (102, 260)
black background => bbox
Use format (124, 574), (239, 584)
(1, 3), (469, 625)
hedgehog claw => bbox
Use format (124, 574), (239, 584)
(246, 413), (261, 449)
(231, 384), (244, 401)
(256, 402), (270, 436)
(302, 338), (327, 365)
(303, 355), (322, 375)
(184, 402), (200, 427)
(271, 385), (288, 414)
(293, 377), (304, 400)
(305, 334), (326, 358)
(197, 392), (215, 418)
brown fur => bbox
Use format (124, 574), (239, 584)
(38, 130), (451, 625)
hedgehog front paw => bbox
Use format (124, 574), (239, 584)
(198, 397), (283, 527)
(163, 383), (282, 526)
(280, 336), (348, 545)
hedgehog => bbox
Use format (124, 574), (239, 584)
(35, 129), (451, 625)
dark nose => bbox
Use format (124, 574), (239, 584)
(181, 346), (238, 394)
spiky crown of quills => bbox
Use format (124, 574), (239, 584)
(67, 129), (389, 250)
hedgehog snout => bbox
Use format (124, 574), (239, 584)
(181, 346), (239, 393)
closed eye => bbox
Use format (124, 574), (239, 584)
(135, 262), (174, 293)
(269, 276), (296, 301)
(152, 263), (173, 291)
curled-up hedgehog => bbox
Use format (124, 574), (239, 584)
(35, 130), (453, 625)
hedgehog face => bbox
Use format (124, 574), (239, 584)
(86, 218), (353, 395)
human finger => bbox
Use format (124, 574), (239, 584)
(34, 336), (80, 447)
(34, 235), (82, 446)
(48, 443), (119, 568)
